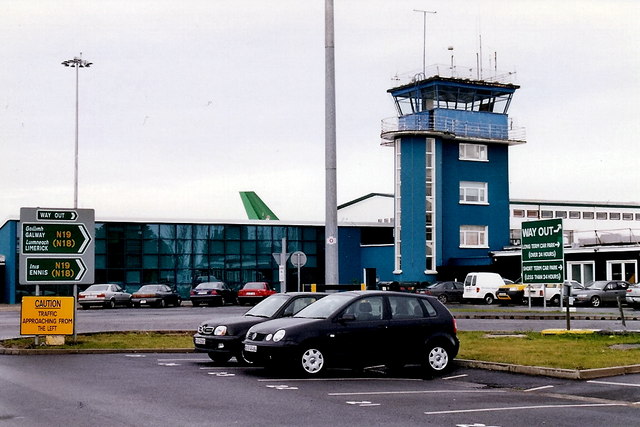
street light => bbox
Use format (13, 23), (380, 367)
(61, 54), (92, 209)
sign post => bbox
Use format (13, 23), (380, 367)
(19, 207), (95, 342)
(290, 251), (308, 292)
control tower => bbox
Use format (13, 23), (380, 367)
(381, 69), (525, 282)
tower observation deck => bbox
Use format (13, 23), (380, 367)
(381, 68), (526, 145)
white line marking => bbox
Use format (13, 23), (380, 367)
(424, 403), (624, 415)
(157, 358), (210, 362)
(443, 374), (469, 380)
(329, 390), (506, 396)
(524, 385), (554, 392)
(258, 377), (421, 382)
(588, 380), (640, 388)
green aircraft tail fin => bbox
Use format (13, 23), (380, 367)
(239, 191), (279, 220)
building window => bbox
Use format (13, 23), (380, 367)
(459, 181), (488, 204)
(596, 212), (608, 220)
(569, 211), (581, 219)
(425, 138), (436, 273)
(609, 212), (621, 220)
(583, 211), (594, 220)
(636, 213), (640, 221)
(513, 209), (525, 218)
(526, 210), (538, 218)
(541, 210), (553, 219)
(623, 213), (633, 221)
(459, 143), (488, 161)
(555, 211), (567, 219)
(393, 139), (402, 273)
(460, 225), (488, 248)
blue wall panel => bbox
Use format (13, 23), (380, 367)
(0, 221), (17, 304)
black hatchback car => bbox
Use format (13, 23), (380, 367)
(190, 281), (238, 306)
(194, 292), (327, 363)
(243, 291), (459, 376)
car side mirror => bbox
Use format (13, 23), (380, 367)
(339, 314), (356, 323)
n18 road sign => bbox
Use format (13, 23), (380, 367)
(19, 207), (95, 285)
(521, 218), (564, 284)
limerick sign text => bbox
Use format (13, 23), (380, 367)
(521, 218), (564, 284)
(19, 207), (95, 285)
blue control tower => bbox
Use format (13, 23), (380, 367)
(381, 71), (525, 282)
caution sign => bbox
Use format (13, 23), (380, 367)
(20, 296), (75, 335)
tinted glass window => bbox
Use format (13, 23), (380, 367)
(389, 296), (423, 319)
(421, 299), (437, 316)
(342, 297), (384, 321)
(295, 293), (354, 319)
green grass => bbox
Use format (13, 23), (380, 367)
(2, 331), (193, 350)
(458, 331), (640, 370)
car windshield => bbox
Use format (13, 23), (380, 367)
(85, 285), (109, 292)
(245, 295), (289, 318)
(294, 293), (354, 319)
(586, 281), (608, 290)
(196, 282), (223, 290)
(243, 282), (266, 290)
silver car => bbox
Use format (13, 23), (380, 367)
(78, 284), (132, 309)
(573, 280), (630, 307)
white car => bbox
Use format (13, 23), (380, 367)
(78, 284), (132, 309)
(625, 285), (640, 309)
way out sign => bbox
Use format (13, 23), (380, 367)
(20, 296), (75, 335)
(521, 218), (564, 284)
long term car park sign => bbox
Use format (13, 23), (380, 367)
(521, 218), (564, 284)
(19, 208), (95, 285)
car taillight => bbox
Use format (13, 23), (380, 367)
(209, 290), (218, 295)
(452, 318), (458, 334)
(97, 293), (106, 298)
(78, 295), (85, 299)
(190, 290), (196, 295)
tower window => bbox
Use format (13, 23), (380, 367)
(460, 225), (488, 248)
(459, 143), (488, 161)
(459, 181), (488, 204)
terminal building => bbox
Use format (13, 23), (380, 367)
(1, 66), (639, 304)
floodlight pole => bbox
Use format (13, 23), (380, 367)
(325, 0), (339, 286)
(62, 53), (92, 210)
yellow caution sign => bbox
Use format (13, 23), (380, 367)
(20, 296), (75, 335)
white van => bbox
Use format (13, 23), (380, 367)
(462, 272), (505, 305)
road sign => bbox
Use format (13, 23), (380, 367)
(25, 258), (87, 282)
(20, 296), (75, 335)
(19, 207), (95, 285)
(521, 218), (564, 284)
(290, 251), (307, 268)
(21, 223), (91, 254)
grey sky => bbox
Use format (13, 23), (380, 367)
(2, 0), (639, 224)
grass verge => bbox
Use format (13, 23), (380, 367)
(1, 331), (193, 350)
(458, 331), (640, 369)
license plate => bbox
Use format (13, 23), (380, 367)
(246, 292), (255, 296)
(198, 291), (208, 295)
(195, 337), (206, 345)
(140, 300), (147, 304)
(244, 344), (257, 353)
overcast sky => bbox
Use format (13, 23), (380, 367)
(2, 0), (639, 224)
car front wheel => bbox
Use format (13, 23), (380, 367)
(590, 296), (601, 307)
(437, 294), (448, 304)
(300, 348), (325, 375)
(423, 342), (452, 376)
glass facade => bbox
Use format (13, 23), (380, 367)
(94, 222), (325, 297)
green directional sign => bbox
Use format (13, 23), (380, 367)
(25, 258), (87, 282)
(521, 218), (564, 284)
(19, 207), (95, 285)
(36, 209), (78, 221)
(21, 223), (91, 254)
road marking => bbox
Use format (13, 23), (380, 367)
(258, 377), (421, 382)
(346, 401), (381, 407)
(124, 354), (146, 358)
(524, 385), (554, 392)
(443, 374), (469, 380)
(329, 390), (506, 396)
(587, 380), (640, 388)
(208, 372), (235, 377)
(424, 403), (624, 415)
(158, 362), (180, 366)
(157, 358), (209, 362)
(266, 384), (298, 390)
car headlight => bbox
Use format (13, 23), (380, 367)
(214, 326), (227, 336)
(273, 329), (286, 342)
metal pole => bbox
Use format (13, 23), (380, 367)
(413, 9), (436, 76)
(325, 0), (339, 286)
(74, 62), (79, 210)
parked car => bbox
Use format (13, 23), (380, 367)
(243, 291), (459, 376)
(462, 272), (505, 304)
(496, 282), (527, 304)
(78, 284), (132, 309)
(573, 280), (630, 307)
(416, 281), (463, 304)
(523, 280), (584, 306)
(194, 292), (327, 363)
(625, 284), (640, 309)
(237, 282), (277, 305)
(190, 281), (238, 306)
(131, 284), (182, 308)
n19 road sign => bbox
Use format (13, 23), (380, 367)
(21, 223), (91, 254)
(521, 218), (564, 284)
(25, 258), (87, 282)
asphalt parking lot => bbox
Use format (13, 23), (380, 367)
(1, 352), (638, 426)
